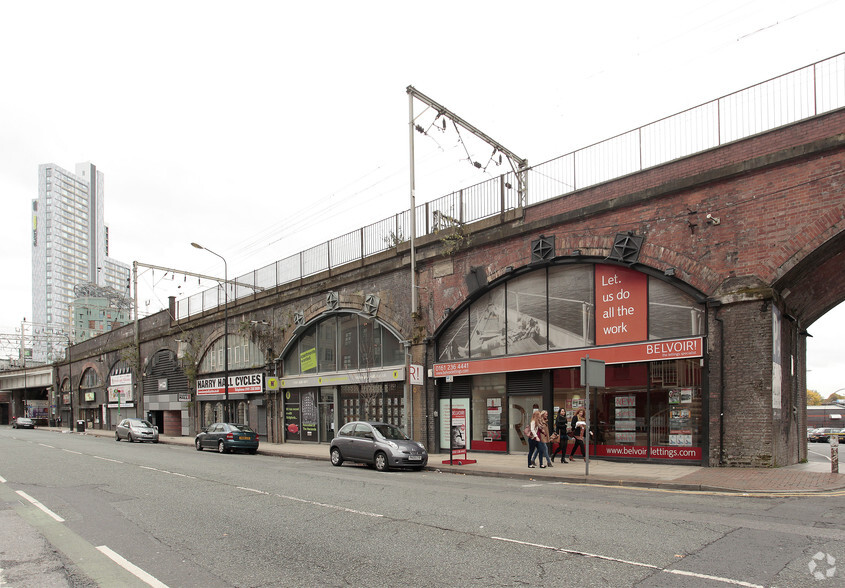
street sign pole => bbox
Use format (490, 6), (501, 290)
(581, 355), (606, 477)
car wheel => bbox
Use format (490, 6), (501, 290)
(128, 433), (135, 443)
(115, 432), (120, 441)
(217, 440), (227, 454)
(195, 438), (203, 451)
(330, 447), (344, 466)
(248, 448), (257, 455)
(374, 451), (388, 472)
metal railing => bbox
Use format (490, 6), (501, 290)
(177, 52), (845, 320)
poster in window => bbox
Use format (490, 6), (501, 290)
(486, 397), (502, 430)
(285, 390), (301, 441)
(301, 389), (318, 439)
(668, 389), (681, 404)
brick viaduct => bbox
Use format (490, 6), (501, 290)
(60, 107), (845, 467)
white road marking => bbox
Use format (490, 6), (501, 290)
(96, 545), (169, 588)
(62, 449), (82, 454)
(15, 490), (65, 522)
(237, 486), (268, 494)
(490, 536), (764, 588)
(139, 466), (195, 479)
(93, 456), (123, 463)
(0, 475), (6, 483)
(276, 493), (384, 517)
(38, 443), (55, 448)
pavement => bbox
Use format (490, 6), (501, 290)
(43, 426), (845, 495)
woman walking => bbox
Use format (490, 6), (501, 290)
(550, 407), (569, 463)
(527, 410), (542, 468)
(536, 410), (553, 468)
(570, 407), (587, 461)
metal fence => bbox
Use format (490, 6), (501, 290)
(177, 52), (845, 320)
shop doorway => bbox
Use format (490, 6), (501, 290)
(319, 387), (336, 442)
(508, 395), (542, 454)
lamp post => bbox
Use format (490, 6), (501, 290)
(191, 242), (230, 422)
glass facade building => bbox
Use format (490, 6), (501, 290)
(32, 162), (130, 360)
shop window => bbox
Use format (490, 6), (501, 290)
(548, 264), (594, 349)
(506, 271), (548, 354)
(648, 279), (703, 339)
(469, 289), (506, 358)
(318, 318), (337, 372)
(470, 374), (506, 451)
(437, 312), (469, 361)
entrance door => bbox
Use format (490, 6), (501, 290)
(508, 395), (542, 454)
(319, 387), (336, 442)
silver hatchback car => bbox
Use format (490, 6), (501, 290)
(115, 418), (159, 443)
(330, 421), (428, 471)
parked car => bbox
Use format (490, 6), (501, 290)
(12, 417), (35, 429)
(329, 421), (428, 472)
(195, 423), (259, 454)
(809, 427), (841, 443)
(115, 418), (159, 443)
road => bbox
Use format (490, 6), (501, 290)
(1, 427), (843, 587)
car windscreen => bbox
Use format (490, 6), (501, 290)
(131, 420), (154, 427)
(373, 424), (407, 440)
(229, 424), (255, 433)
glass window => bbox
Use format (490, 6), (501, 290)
(359, 317), (382, 368)
(438, 310), (469, 361)
(339, 314), (358, 370)
(548, 265), (594, 349)
(318, 318), (337, 372)
(470, 374), (506, 451)
(469, 288), (506, 358)
(299, 324), (317, 374)
(649, 279), (703, 339)
(506, 271), (548, 354)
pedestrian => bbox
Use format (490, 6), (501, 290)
(536, 410), (553, 468)
(570, 407), (587, 461)
(527, 410), (541, 468)
(550, 407), (569, 463)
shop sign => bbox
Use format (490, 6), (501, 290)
(107, 386), (134, 403)
(84, 392), (95, 402)
(300, 347), (317, 372)
(594, 445), (702, 460)
(433, 336), (702, 378)
(178, 392), (191, 402)
(595, 264), (648, 345)
(110, 373), (132, 387)
(196, 373), (263, 396)
(409, 364), (424, 386)
(266, 377), (279, 390)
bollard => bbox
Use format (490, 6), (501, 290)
(831, 434), (839, 474)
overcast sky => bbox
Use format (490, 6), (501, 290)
(1, 0), (843, 397)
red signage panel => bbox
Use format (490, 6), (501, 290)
(433, 336), (702, 378)
(595, 264), (648, 345)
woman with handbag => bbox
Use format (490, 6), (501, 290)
(527, 410), (542, 468)
(550, 407), (569, 463)
(570, 407), (587, 461)
(536, 410), (553, 468)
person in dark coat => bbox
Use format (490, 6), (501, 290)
(550, 407), (569, 463)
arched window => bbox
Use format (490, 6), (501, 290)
(198, 334), (266, 374)
(282, 313), (403, 377)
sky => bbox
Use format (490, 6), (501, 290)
(0, 0), (843, 397)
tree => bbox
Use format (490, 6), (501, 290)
(826, 392), (844, 404)
(807, 390), (823, 406)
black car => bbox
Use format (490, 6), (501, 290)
(195, 423), (259, 454)
(330, 421), (428, 471)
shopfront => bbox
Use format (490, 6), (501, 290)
(78, 367), (105, 429)
(280, 310), (407, 442)
(105, 361), (135, 429)
(433, 262), (706, 463)
(196, 334), (267, 430)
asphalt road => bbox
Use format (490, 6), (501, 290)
(1, 427), (843, 587)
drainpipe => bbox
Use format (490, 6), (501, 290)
(712, 302), (725, 465)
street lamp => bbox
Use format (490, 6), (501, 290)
(191, 242), (230, 422)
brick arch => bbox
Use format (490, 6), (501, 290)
(774, 228), (845, 327)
